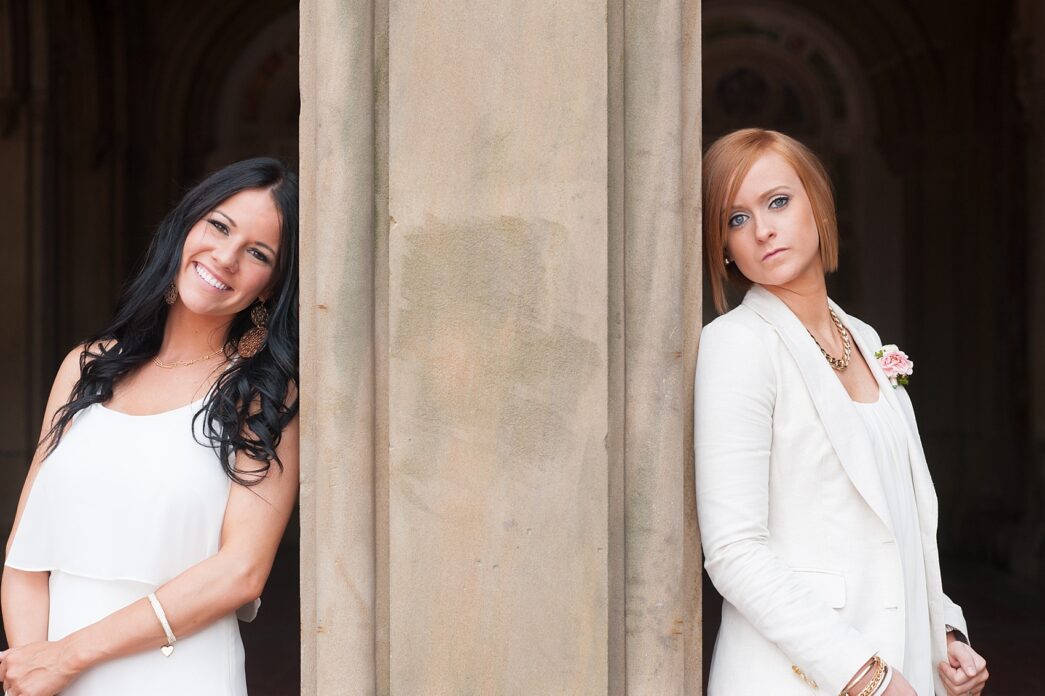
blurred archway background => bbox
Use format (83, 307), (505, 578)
(702, 1), (1044, 692)
(0, 1), (299, 693)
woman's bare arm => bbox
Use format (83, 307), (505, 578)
(0, 569), (49, 648)
(2, 346), (84, 646)
(0, 405), (299, 695)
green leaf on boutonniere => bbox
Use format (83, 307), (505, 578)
(874, 349), (885, 359)
(896, 375), (910, 386)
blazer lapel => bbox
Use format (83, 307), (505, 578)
(742, 285), (894, 535)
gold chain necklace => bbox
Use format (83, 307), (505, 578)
(808, 308), (852, 371)
(153, 348), (225, 369)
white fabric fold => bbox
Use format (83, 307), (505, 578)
(8, 400), (232, 591)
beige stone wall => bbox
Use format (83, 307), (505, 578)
(299, 1), (377, 693)
(300, 1), (701, 693)
(387, 2), (610, 692)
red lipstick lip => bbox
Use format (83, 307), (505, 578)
(762, 248), (786, 262)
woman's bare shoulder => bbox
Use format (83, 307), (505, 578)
(52, 339), (115, 392)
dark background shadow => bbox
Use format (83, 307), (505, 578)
(700, 1), (1045, 693)
(0, 1), (300, 693)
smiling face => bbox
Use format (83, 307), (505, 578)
(724, 150), (824, 292)
(174, 187), (282, 317)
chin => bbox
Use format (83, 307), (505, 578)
(743, 272), (791, 288)
(751, 263), (808, 288)
(764, 274), (801, 288)
(177, 291), (232, 317)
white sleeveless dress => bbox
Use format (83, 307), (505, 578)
(853, 393), (933, 694)
(5, 397), (250, 695)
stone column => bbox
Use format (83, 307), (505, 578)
(386, 1), (611, 692)
(621, 1), (703, 693)
(300, 1), (702, 692)
(299, 1), (377, 693)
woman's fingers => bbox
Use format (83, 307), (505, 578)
(953, 643), (981, 678)
(941, 641), (989, 695)
(938, 660), (989, 695)
(938, 660), (967, 692)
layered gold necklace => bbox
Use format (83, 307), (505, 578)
(808, 308), (852, 371)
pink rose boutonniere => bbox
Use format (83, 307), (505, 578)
(875, 344), (913, 387)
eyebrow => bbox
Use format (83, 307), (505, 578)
(214, 209), (237, 227)
(255, 241), (278, 257)
(730, 186), (792, 211)
(752, 183), (790, 200)
(756, 185), (791, 201)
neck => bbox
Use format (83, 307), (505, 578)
(159, 303), (232, 360)
(761, 270), (833, 334)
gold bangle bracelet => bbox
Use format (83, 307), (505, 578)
(842, 655), (880, 696)
(854, 659), (887, 696)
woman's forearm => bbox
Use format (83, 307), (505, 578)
(59, 550), (263, 672)
(1, 567), (50, 646)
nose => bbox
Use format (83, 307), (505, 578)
(210, 237), (239, 272)
(753, 214), (776, 243)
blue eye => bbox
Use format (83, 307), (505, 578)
(769, 195), (789, 209)
(728, 213), (748, 228)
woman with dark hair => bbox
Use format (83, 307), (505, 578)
(0, 157), (299, 696)
(695, 130), (988, 695)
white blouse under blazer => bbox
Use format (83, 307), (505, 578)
(694, 284), (967, 695)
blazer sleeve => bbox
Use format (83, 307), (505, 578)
(943, 594), (969, 642)
(695, 317), (876, 692)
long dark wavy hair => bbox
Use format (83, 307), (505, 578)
(42, 157), (299, 485)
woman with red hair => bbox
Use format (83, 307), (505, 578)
(695, 129), (988, 695)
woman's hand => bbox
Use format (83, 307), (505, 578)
(938, 638), (988, 696)
(0, 641), (81, 696)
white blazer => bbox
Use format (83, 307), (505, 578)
(695, 284), (967, 695)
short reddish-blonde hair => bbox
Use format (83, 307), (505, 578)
(703, 128), (839, 314)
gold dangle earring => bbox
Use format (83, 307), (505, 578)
(164, 282), (179, 305)
(237, 300), (269, 358)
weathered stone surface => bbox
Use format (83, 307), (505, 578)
(300, 2), (702, 693)
(387, 3), (610, 692)
(622, 0), (680, 690)
(620, 3), (703, 694)
(299, 1), (376, 693)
